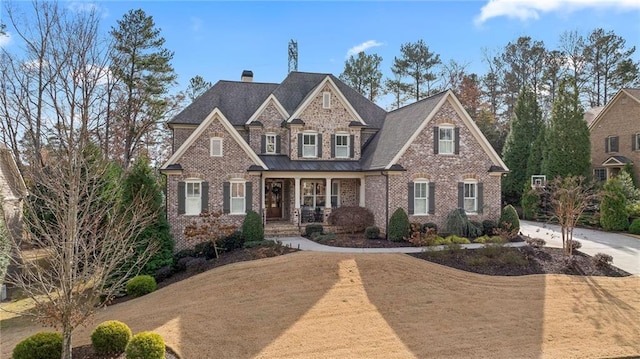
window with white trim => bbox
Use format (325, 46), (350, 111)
(335, 134), (349, 158)
(464, 182), (477, 213)
(265, 134), (276, 154)
(331, 181), (340, 208)
(185, 181), (201, 215)
(439, 127), (454, 154)
(302, 133), (317, 158)
(230, 181), (245, 214)
(606, 136), (618, 153)
(210, 137), (223, 157)
(323, 92), (331, 109)
(594, 168), (607, 182)
(414, 181), (429, 215)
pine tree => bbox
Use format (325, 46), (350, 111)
(501, 88), (544, 205)
(339, 52), (383, 102)
(392, 39), (442, 101)
(542, 78), (591, 179)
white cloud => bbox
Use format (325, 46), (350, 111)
(474, 0), (640, 25)
(67, 2), (109, 18)
(346, 40), (383, 58)
(0, 32), (11, 47)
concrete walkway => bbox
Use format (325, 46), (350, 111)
(520, 220), (640, 275)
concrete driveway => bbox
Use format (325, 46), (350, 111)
(520, 220), (640, 275)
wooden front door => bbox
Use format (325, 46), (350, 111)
(265, 180), (283, 219)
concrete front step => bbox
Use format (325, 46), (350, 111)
(265, 222), (302, 237)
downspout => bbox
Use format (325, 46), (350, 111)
(383, 171), (389, 239)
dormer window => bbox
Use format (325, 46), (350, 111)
(303, 133), (317, 158)
(323, 92), (331, 109)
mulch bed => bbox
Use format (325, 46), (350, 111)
(72, 344), (179, 359)
(311, 233), (416, 248)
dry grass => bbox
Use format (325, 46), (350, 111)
(2, 252), (639, 358)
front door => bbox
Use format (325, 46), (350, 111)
(265, 180), (283, 219)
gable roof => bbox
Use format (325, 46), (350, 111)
(162, 108), (267, 170)
(588, 88), (640, 130)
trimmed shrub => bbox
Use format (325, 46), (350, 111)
(327, 206), (375, 233)
(154, 265), (173, 283)
(185, 257), (208, 273)
(91, 320), (132, 354)
(525, 237), (546, 249)
(13, 332), (62, 359)
(592, 253), (613, 268)
(242, 210), (264, 242)
(600, 178), (629, 231)
(444, 235), (471, 244)
(313, 232), (337, 242)
(421, 222), (437, 233)
(305, 223), (323, 237)
(125, 332), (165, 359)
(365, 226), (380, 239)
(481, 220), (498, 236)
(194, 240), (218, 260)
(174, 256), (194, 272)
(243, 240), (274, 248)
(445, 208), (482, 238)
(473, 235), (505, 244)
(219, 230), (244, 251)
(499, 205), (520, 232)
(125, 275), (157, 298)
(388, 208), (410, 242)
(629, 218), (640, 235)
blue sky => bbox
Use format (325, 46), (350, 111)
(2, 1), (639, 101)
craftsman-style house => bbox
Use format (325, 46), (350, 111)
(161, 71), (508, 250)
(587, 88), (640, 182)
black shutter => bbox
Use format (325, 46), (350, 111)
(331, 135), (335, 158)
(454, 127), (460, 155)
(632, 134), (637, 151)
(350, 135), (355, 158)
(177, 182), (185, 214)
(260, 135), (266, 154)
(477, 183), (483, 214)
(201, 182), (209, 213)
(457, 182), (464, 208)
(605, 138), (609, 153)
(408, 182), (414, 215)
(223, 182), (230, 214)
(611, 136), (619, 152)
(428, 182), (435, 214)
(433, 127), (439, 154)
(317, 134), (323, 157)
(276, 135), (281, 154)
(245, 182), (253, 212)
(298, 133), (303, 157)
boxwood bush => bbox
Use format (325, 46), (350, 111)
(365, 226), (380, 239)
(13, 332), (62, 359)
(629, 218), (640, 235)
(125, 332), (165, 359)
(388, 208), (410, 242)
(126, 275), (157, 298)
(91, 320), (132, 354)
(305, 223), (323, 237)
(242, 210), (264, 242)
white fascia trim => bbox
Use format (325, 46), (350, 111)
(385, 90), (509, 172)
(262, 171), (365, 180)
(287, 76), (367, 126)
(169, 123), (198, 129)
(384, 93), (448, 169)
(161, 107), (268, 170)
(245, 94), (290, 125)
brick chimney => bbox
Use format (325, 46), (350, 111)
(241, 70), (253, 82)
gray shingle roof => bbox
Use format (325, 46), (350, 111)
(259, 155), (362, 172)
(361, 91), (448, 170)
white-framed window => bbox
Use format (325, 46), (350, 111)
(439, 126), (454, 154)
(210, 137), (223, 157)
(414, 181), (429, 215)
(185, 181), (201, 215)
(323, 92), (331, 109)
(335, 134), (349, 158)
(302, 180), (325, 208)
(464, 182), (477, 213)
(331, 181), (340, 208)
(594, 168), (607, 182)
(606, 136), (618, 153)
(265, 134), (276, 154)
(635, 133), (640, 151)
(230, 181), (245, 214)
(302, 133), (317, 158)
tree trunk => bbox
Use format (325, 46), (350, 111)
(62, 324), (73, 359)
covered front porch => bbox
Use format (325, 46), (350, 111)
(261, 174), (365, 226)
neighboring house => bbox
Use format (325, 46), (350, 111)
(161, 71), (508, 250)
(588, 88), (640, 182)
(0, 144), (27, 247)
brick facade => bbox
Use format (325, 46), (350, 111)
(590, 90), (640, 181)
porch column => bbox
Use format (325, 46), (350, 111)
(359, 176), (366, 207)
(294, 177), (301, 226)
(325, 177), (332, 209)
(261, 175), (266, 224)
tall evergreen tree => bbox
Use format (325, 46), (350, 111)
(542, 78), (591, 179)
(339, 51), (383, 102)
(186, 75), (212, 102)
(392, 39), (442, 101)
(501, 88), (543, 205)
(110, 9), (177, 168)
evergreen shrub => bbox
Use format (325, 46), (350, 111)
(91, 320), (132, 354)
(126, 275), (157, 298)
(242, 210), (264, 242)
(125, 332), (165, 359)
(388, 208), (410, 242)
(13, 332), (62, 359)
